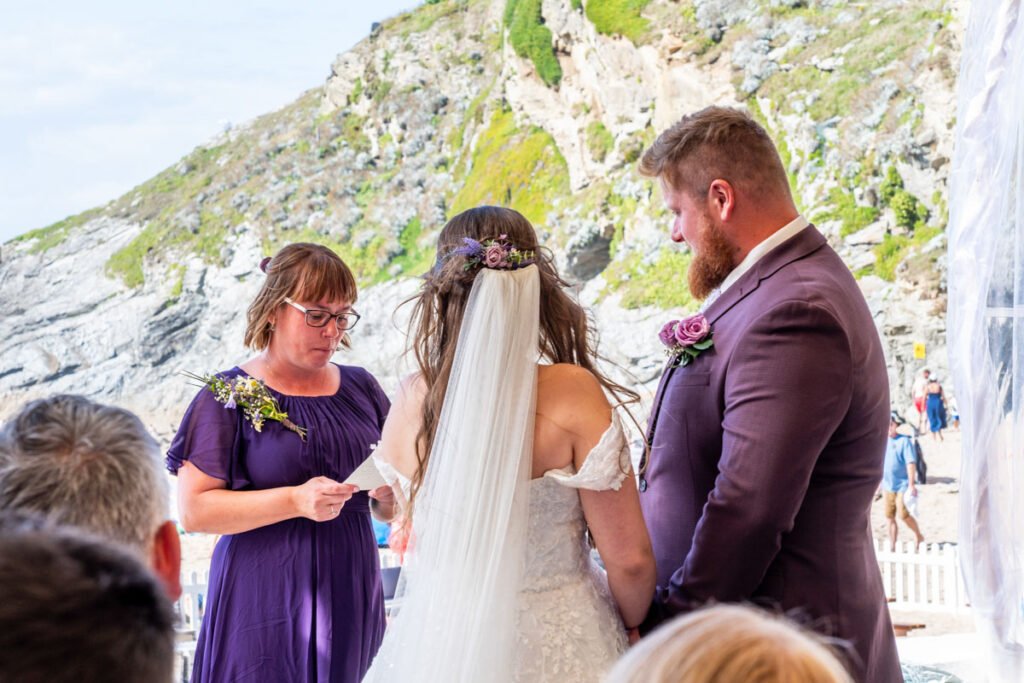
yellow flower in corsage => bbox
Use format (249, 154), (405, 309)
(184, 371), (307, 441)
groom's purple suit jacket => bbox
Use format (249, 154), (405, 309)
(639, 226), (902, 683)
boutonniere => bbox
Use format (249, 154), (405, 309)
(659, 313), (714, 368)
(184, 371), (307, 441)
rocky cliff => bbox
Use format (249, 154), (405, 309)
(0, 0), (960, 436)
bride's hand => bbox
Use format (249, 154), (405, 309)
(369, 485), (395, 505)
(369, 485), (397, 522)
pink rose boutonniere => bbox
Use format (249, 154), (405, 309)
(659, 313), (714, 368)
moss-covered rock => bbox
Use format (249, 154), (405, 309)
(586, 121), (615, 162)
(450, 108), (569, 228)
(585, 0), (652, 44)
(505, 0), (562, 87)
(603, 248), (696, 310)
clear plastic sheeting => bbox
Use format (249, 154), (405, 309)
(946, 0), (1024, 679)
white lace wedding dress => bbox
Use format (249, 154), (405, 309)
(373, 412), (630, 682)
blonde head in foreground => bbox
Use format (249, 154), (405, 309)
(606, 604), (854, 683)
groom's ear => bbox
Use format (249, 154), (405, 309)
(707, 179), (735, 221)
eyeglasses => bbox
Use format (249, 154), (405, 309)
(283, 298), (361, 331)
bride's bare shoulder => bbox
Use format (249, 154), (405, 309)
(537, 364), (611, 434)
(538, 362), (598, 386)
(397, 372), (427, 402)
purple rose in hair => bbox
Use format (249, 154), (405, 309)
(484, 244), (507, 268)
(659, 320), (680, 348)
(674, 314), (710, 347)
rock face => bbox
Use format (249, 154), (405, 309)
(0, 0), (961, 438)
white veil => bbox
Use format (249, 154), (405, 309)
(365, 265), (540, 682)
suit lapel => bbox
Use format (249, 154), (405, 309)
(704, 225), (828, 326)
(645, 358), (677, 444)
(644, 226), (828, 452)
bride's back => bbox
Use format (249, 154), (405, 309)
(532, 363), (616, 479)
(378, 362), (616, 484)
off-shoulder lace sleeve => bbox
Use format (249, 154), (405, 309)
(372, 449), (412, 498)
(543, 412), (632, 491)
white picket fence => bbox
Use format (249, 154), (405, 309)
(176, 570), (209, 634)
(873, 539), (970, 612)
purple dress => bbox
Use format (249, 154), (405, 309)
(167, 364), (389, 683)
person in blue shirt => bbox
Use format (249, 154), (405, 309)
(882, 411), (924, 551)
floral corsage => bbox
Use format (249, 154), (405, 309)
(659, 314), (714, 368)
(452, 234), (535, 271)
(184, 372), (307, 441)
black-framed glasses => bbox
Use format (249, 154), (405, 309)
(283, 297), (361, 331)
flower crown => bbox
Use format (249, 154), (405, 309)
(450, 235), (535, 271)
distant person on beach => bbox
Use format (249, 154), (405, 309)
(882, 412), (924, 551)
(924, 376), (948, 442)
(0, 511), (175, 683)
(606, 604), (854, 683)
(169, 242), (394, 683)
(0, 394), (182, 599)
(912, 368), (930, 431)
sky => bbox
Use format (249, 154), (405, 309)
(0, 0), (420, 243)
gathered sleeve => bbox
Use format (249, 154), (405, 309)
(165, 386), (249, 489)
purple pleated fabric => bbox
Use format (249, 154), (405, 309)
(167, 364), (389, 683)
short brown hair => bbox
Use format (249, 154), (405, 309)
(606, 604), (854, 683)
(640, 106), (792, 202)
(0, 394), (167, 552)
(245, 243), (358, 350)
(0, 511), (175, 683)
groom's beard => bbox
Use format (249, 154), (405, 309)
(688, 218), (737, 300)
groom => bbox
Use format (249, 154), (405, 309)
(635, 107), (901, 683)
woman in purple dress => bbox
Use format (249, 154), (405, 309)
(168, 243), (396, 683)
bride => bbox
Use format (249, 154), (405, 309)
(365, 206), (656, 682)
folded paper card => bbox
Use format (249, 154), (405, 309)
(343, 453), (388, 490)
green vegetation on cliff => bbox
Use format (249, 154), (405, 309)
(15, 0), (948, 305)
(11, 208), (103, 254)
(104, 90), (325, 287)
(755, 5), (953, 122)
(604, 248), (696, 310)
(587, 121), (615, 162)
(813, 189), (879, 238)
(505, 0), (562, 87)
(451, 108), (569, 227)
(105, 143), (237, 287)
(586, 0), (651, 44)
(391, 217), (437, 278)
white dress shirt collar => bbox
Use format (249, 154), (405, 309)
(701, 215), (809, 310)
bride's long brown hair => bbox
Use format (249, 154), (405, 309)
(404, 206), (639, 517)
